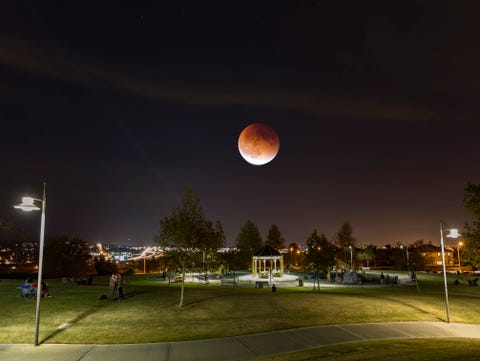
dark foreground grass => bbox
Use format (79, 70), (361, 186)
(0, 272), (479, 344)
(252, 339), (480, 361)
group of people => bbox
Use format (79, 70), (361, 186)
(23, 277), (50, 298)
(380, 272), (399, 286)
(109, 273), (125, 301)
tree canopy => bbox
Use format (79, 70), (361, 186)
(156, 188), (225, 307)
(462, 183), (480, 269)
(265, 224), (285, 250)
(304, 229), (336, 291)
(43, 236), (93, 278)
(333, 222), (357, 269)
(235, 220), (263, 268)
(334, 222), (357, 247)
(356, 246), (376, 268)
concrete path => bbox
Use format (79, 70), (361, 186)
(1, 322), (480, 361)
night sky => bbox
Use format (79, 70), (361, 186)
(2, 2), (480, 246)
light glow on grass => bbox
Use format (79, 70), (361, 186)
(0, 272), (479, 344)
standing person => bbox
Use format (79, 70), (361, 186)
(109, 273), (117, 301)
(117, 273), (125, 301)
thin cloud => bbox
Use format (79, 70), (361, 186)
(1, 34), (434, 122)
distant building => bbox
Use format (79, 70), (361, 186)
(419, 243), (455, 268)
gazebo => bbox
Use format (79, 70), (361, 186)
(252, 245), (284, 279)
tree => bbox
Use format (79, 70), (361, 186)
(463, 183), (480, 218)
(333, 222), (357, 269)
(200, 220), (226, 278)
(334, 222), (357, 247)
(356, 246), (376, 268)
(235, 220), (263, 269)
(93, 256), (117, 276)
(43, 236), (94, 278)
(304, 229), (336, 291)
(391, 245), (407, 271)
(408, 240), (431, 271)
(265, 224), (285, 250)
(462, 183), (480, 269)
(156, 189), (225, 307)
(220, 248), (240, 280)
(288, 242), (302, 269)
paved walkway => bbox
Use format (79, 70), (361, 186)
(1, 322), (480, 361)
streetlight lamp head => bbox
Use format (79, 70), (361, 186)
(14, 197), (40, 212)
(447, 228), (460, 238)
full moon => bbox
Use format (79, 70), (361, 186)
(238, 123), (280, 165)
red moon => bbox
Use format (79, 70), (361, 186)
(238, 123), (280, 165)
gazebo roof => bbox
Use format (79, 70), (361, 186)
(253, 244), (280, 257)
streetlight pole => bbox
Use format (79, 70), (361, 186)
(402, 244), (419, 292)
(405, 247), (410, 270)
(14, 182), (46, 346)
(457, 241), (463, 274)
(289, 247), (293, 269)
(349, 245), (353, 271)
(439, 221), (460, 324)
(400, 245), (410, 271)
(439, 222), (450, 323)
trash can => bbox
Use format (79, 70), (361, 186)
(298, 279), (303, 287)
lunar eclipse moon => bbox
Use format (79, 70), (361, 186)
(238, 123), (280, 165)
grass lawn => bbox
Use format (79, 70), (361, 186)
(0, 272), (479, 344)
(251, 339), (480, 361)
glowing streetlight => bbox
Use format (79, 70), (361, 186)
(439, 221), (460, 323)
(14, 182), (46, 346)
(349, 245), (353, 270)
(289, 246), (294, 268)
(457, 241), (464, 274)
(400, 245), (410, 271)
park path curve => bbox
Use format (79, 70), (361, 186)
(1, 322), (480, 361)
